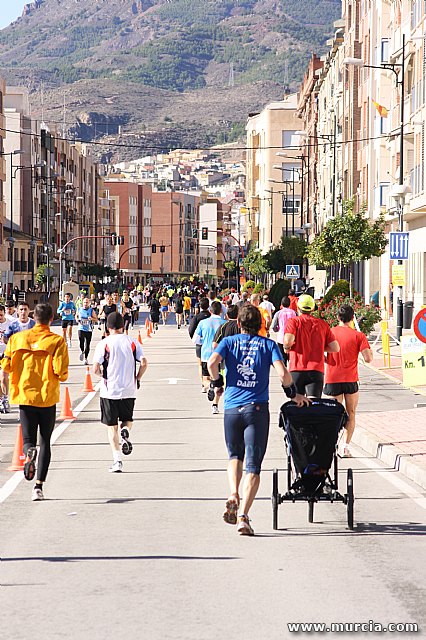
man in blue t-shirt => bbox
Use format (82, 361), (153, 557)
(57, 293), (77, 347)
(76, 297), (98, 364)
(208, 304), (309, 537)
(193, 300), (225, 415)
(4, 302), (35, 342)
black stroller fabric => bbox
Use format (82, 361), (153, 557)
(279, 399), (348, 495)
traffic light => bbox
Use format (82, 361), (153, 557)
(151, 244), (157, 253)
(160, 245), (165, 253)
(117, 235), (124, 245)
(192, 228), (198, 239)
(201, 227), (208, 240)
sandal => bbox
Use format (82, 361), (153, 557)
(237, 514), (254, 536)
(223, 494), (240, 525)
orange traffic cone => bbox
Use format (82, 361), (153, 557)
(59, 387), (75, 420)
(145, 317), (149, 329)
(82, 366), (95, 392)
(8, 424), (26, 471)
(137, 330), (143, 345)
(149, 321), (154, 335)
(146, 322), (152, 338)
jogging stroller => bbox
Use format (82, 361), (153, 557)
(272, 399), (354, 530)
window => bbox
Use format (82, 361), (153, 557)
(378, 182), (389, 207)
(381, 40), (389, 64)
(282, 130), (299, 148)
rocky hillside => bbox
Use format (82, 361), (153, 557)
(0, 0), (341, 158)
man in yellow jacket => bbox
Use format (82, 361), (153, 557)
(0, 303), (69, 501)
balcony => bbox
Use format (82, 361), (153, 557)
(14, 261), (28, 273)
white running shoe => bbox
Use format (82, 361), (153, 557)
(201, 386), (207, 394)
(31, 486), (44, 501)
(79, 352), (84, 361)
(84, 358), (89, 365)
(212, 404), (219, 415)
(109, 460), (123, 473)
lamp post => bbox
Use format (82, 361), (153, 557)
(344, 33), (406, 340)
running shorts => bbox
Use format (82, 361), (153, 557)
(323, 382), (359, 396)
(100, 397), (135, 426)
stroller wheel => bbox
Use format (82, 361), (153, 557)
(308, 499), (314, 524)
(272, 468), (279, 530)
(347, 468), (354, 530)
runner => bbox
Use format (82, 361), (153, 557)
(188, 297), (211, 392)
(250, 294), (271, 337)
(193, 300), (226, 414)
(121, 291), (134, 334)
(92, 312), (147, 473)
(283, 294), (339, 398)
(287, 288), (299, 312)
(324, 304), (373, 457)
(148, 295), (160, 331)
(76, 297), (98, 364)
(5, 300), (17, 321)
(0, 304), (13, 413)
(159, 292), (170, 325)
(260, 294), (275, 317)
(57, 293), (77, 347)
(183, 292), (192, 325)
(174, 292), (184, 329)
(4, 301), (36, 341)
(207, 304), (309, 536)
(0, 303), (69, 501)
(98, 292), (117, 338)
(270, 296), (297, 365)
(212, 304), (240, 348)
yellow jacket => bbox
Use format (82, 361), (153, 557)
(1, 324), (69, 407)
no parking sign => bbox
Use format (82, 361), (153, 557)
(413, 308), (426, 344)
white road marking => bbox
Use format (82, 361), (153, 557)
(0, 383), (100, 504)
(159, 378), (188, 384)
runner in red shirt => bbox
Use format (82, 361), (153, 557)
(288, 289), (299, 313)
(284, 294), (339, 397)
(324, 304), (373, 457)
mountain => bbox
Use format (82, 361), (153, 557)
(0, 0), (342, 159)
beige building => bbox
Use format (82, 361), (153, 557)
(0, 77), (6, 292)
(246, 94), (302, 253)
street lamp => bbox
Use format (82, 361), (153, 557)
(344, 34), (406, 340)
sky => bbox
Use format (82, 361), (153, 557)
(0, 0), (29, 30)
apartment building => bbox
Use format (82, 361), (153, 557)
(0, 77), (6, 288)
(245, 94), (302, 253)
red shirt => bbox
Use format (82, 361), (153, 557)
(288, 296), (298, 312)
(286, 314), (335, 373)
(325, 325), (370, 383)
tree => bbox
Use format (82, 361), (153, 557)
(35, 264), (47, 288)
(307, 199), (388, 295)
(243, 248), (270, 280)
(224, 259), (236, 274)
(266, 236), (307, 274)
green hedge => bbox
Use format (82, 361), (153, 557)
(322, 279), (350, 305)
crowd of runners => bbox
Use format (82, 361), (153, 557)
(0, 279), (373, 537)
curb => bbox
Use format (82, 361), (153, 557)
(364, 361), (426, 398)
(351, 424), (426, 491)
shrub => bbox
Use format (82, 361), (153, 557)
(268, 278), (290, 312)
(316, 294), (381, 336)
(322, 279), (350, 305)
(242, 280), (255, 292)
(253, 283), (264, 294)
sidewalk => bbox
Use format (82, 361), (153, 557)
(350, 318), (426, 490)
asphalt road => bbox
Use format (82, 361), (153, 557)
(1, 315), (425, 639)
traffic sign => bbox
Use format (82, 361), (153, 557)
(286, 264), (300, 279)
(389, 232), (409, 260)
(413, 308), (426, 344)
(391, 264), (406, 287)
(401, 335), (426, 387)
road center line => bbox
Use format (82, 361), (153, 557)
(0, 383), (100, 504)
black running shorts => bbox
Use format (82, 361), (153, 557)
(201, 361), (210, 377)
(100, 397), (135, 426)
(323, 382), (359, 396)
(195, 344), (202, 359)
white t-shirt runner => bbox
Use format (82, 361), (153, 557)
(93, 334), (144, 399)
(0, 318), (12, 356)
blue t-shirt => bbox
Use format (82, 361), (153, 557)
(195, 315), (226, 362)
(58, 301), (76, 320)
(77, 307), (95, 332)
(4, 318), (36, 339)
(214, 334), (282, 409)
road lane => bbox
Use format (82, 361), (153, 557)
(1, 319), (425, 639)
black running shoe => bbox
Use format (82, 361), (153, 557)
(121, 428), (133, 456)
(207, 387), (215, 402)
(24, 447), (37, 481)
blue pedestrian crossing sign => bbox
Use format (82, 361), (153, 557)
(286, 264), (300, 279)
(389, 232), (409, 260)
